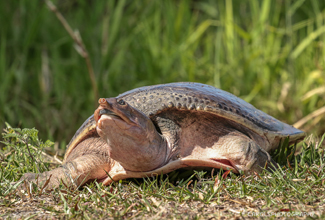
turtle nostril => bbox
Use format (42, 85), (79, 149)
(98, 98), (106, 104)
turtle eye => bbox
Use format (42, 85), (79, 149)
(118, 99), (126, 105)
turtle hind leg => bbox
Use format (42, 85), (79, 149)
(219, 135), (278, 173)
(240, 140), (278, 173)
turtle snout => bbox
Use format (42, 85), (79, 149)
(98, 98), (117, 109)
(95, 98), (113, 122)
(94, 98), (123, 122)
(98, 98), (107, 105)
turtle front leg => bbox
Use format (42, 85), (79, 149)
(19, 154), (113, 190)
(219, 135), (278, 173)
(19, 136), (115, 190)
(19, 166), (75, 189)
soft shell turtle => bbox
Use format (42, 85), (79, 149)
(21, 82), (305, 188)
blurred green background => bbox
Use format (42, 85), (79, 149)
(1, 0), (324, 152)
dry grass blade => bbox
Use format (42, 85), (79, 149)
(73, 197), (81, 211)
(277, 82), (291, 112)
(301, 86), (325, 101)
(213, 176), (220, 191)
(39, 174), (52, 195)
(24, 180), (33, 199)
(124, 203), (138, 214)
(254, 171), (262, 180)
(293, 106), (325, 129)
(187, 179), (193, 188)
(222, 170), (231, 179)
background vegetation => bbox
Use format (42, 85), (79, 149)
(0, 0), (324, 150)
(1, 0), (325, 218)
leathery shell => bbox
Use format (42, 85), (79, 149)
(64, 82), (305, 160)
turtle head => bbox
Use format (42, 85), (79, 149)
(94, 98), (167, 171)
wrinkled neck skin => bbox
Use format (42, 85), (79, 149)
(96, 114), (169, 172)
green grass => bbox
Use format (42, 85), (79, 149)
(0, 126), (324, 218)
